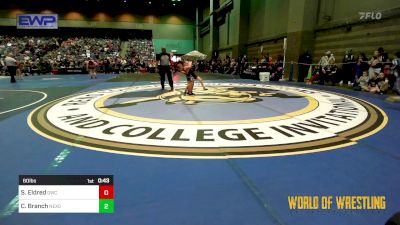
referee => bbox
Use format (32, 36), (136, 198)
(5, 53), (17, 83)
(158, 48), (173, 91)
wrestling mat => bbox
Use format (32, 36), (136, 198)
(0, 73), (399, 225)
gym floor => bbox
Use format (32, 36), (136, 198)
(0, 73), (399, 225)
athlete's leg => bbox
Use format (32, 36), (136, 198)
(196, 76), (207, 90)
(187, 80), (195, 94)
(166, 69), (173, 90)
(159, 67), (166, 90)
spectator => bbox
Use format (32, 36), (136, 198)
(5, 53), (17, 83)
(270, 55), (284, 81)
(367, 72), (380, 93)
(342, 49), (355, 86)
(354, 53), (369, 81)
(0, 55), (5, 76)
(318, 51), (331, 67)
(378, 47), (389, 63)
(392, 52), (400, 95)
(86, 58), (97, 79)
(369, 50), (382, 78)
(16, 60), (23, 80)
(316, 51), (335, 85)
(367, 72), (387, 94)
(383, 63), (395, 90)
(377, 72), (389, 94)
(298, 50), (312, 82)
(353, 70), (369, 91)
(307, 66), (321, 84)
(323, 64), (338, 85)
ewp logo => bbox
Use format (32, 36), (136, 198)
(17, 14), (58, 29)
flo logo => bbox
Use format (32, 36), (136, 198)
(359, 12), (382, 20)
(28, 83), (387, 158)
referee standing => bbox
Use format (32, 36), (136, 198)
(158, 48), (173, 91)
(5, 53), (17, 83)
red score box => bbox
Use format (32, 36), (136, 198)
(99, 185), (114, 199)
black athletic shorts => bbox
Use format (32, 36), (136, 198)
(186, 69), (197, 81)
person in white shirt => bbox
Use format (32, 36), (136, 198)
(0, 56), (5, 76)
(318, 51), (334, 67)
(157, 48), (173, 91)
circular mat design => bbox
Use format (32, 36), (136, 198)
(28, 83), (387, 158)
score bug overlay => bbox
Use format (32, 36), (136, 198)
(18, 175), (114, 213)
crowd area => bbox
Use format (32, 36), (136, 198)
(0, 36), (60, 75)
(192, 47), (399, 95)
(1, 35), (399, 95)
(45, 37), (121, 70)
(298, 47), (400, 95)
(0, 36), (156, 76)
(191, 54), (284, 81)
(126, 39), (157, 73)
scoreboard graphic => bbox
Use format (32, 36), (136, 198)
(18, 175), (114, 213)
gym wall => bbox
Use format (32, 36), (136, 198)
(313, 0), (400, 61)
(199, 0), (400, 64)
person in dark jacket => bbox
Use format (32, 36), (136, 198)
(298, 50), (312, 82)
(341, 49), (355, 85)
(5, 53), (17, 83)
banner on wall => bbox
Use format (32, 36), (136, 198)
(17, 14), (58, 29)
(219, 0), (228, 5)
(153, 39), (194, 54)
